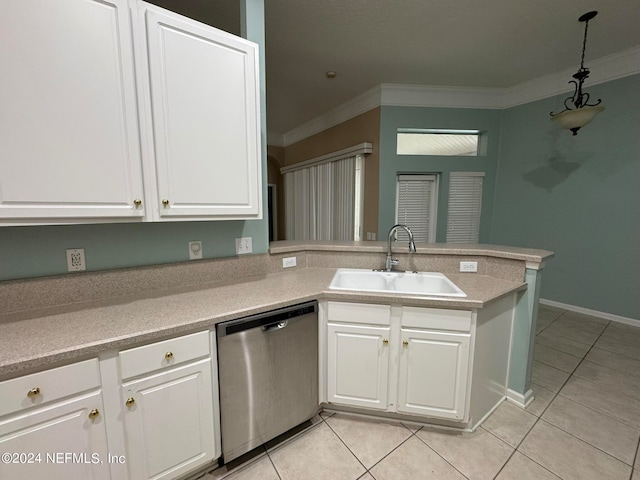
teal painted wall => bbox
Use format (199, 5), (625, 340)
(0, 221), (266, 281)
(491, 74), (640, 319)
(378, 106), (502, 242)
(0, 1), (269, 282)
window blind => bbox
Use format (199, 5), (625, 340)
(446, 172), (484, 243)
(395, 174), (437, 243)
(284, 155), (362, 241)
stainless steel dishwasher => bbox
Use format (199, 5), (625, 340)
(216, 301), (318, 462)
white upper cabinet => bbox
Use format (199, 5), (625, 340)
(137, 4), (262, 220)
(0, 0), (262, 225)
(0, 0), (145, 223)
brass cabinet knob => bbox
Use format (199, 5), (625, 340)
(161, 199), (170, 208)
(88, 409), (100, 420)
(27, 387), (41, 399)
(125, 397), (135, 407)
(165, 351), (174, 361)
(383, 339), (389, 345)
(402, 340), (409, 347)
(133, 199), (142, 208)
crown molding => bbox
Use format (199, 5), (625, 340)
(503, 46), (640, 108)
(380, 83), (505, 109)
(281, 85), (382, 147)
(270, 46), (640, 147)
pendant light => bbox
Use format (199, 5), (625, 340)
(550, 11), (604, 135)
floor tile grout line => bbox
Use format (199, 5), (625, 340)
(492, 309), (600, 479)
(536, 417), (638, 467)
(362, 432), (419, 480)
(534, 340), (588, 360)
(321, 414), (376, 474)
(410, 428), (471, 479)
(555, 377), (640, 432)
(535, 310), (567, 336)
(487, 394), (561, 479)
(361, 429), (424, 478)
(551, 387), (640, 435)
(586, 343), (640, 366)
(264, 450), (283, 480)
(574, 355), (640, 383)
(585, 339), (640, 363)
(527, 321), (640, 469)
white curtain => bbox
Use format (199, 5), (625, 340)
(284, 155), (360, 241)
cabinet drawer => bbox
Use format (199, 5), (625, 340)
(402, 307), (472, 332)
(119, 330), (210, 380)
(327, 302), (390, 326)
(0, 359), (100, 417)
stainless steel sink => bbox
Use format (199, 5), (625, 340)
(329, 268), (466, 297)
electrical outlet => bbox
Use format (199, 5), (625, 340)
(189, 241), (203, 260)
(66, 248), (86, 272)
(366, 232), (377, 241)
(235, 237), (253, 255)
(282, 257), (297, 268)
(460, 261), (478, 273)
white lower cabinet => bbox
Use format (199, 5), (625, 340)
(0, 360), (110, 480)
(397, 328), (470, 420)
(327, 323), (390, 410)
(0, 331), (221, 480)
(118, 331), (218, 480)
(325, 301), (473, 422)
(121, 360), (216, 479)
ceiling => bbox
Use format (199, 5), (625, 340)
(149, 0), (640, 138)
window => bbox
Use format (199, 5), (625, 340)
(395, 174), (438, 243)
(446, 172), (484, 243)
(397, 129), (479, 156)
(283, 151), (366, 241)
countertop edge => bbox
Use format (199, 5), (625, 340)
(269, 241), (555, 264)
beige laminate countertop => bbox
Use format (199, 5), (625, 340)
(0, 268), (525, 380)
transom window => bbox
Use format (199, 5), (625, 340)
(397, 129), (479, 156)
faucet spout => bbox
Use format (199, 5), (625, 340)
(386, 224), (416, 271)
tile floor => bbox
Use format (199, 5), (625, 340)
(202, 304), (640, 480)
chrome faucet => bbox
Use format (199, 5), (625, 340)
(386, 224), (416, 271)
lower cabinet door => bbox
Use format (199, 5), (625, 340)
(0, 391), (110, 480)
(327, 323), (390, 410)
(397, 329), (470, 420)
(121, 359), (216, 480)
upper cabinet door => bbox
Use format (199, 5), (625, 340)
(140, 4), (262, 220)
(0, 0), (145, 223)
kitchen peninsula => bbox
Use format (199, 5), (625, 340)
(0, 242), (552, 479)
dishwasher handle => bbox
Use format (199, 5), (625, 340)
(262, 320), (288, 332)
(216, 301), (317, 337)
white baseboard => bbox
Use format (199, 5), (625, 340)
(506, 388), (534, 409)
(539, 298), (640, 328)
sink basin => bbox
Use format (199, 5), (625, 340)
(329, 269), (466, 297)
